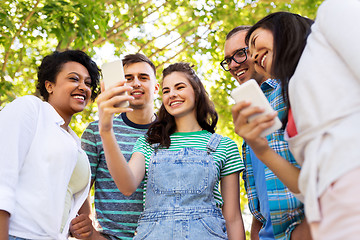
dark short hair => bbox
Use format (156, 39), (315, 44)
(245, 12), (314, 126)
(37, 50), (101, 101)
(226, 25), (252, 40)
(146, 62), (218, 148)
(122, 53), (156, 77)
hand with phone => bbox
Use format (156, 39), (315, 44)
(97, 60), (134, 133)
(102, 60), (129, 108)
(231, 79), (282, 137)
(231, 79), (281, 155)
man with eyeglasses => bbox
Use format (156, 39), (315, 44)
(222, 26), (265, 85)
(223, 26), (310, 240)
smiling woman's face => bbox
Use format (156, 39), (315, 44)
(46, 61), (92, 121)
(162, 71), (196, 119)
(248, 27), (274, 80)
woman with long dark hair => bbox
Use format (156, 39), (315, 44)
(233, 2), (360, 238)
(232, 11), (313, 200)
(98, 62), (245, 239)
(244, 11), (314, 127)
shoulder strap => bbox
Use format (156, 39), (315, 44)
(151, 143), (160, 153)
(206, 133), (222, 153)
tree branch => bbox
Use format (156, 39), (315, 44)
(1, 0), (41, 81)
(148, 25), (198, 58)
(157, 20), (215, 68)
(157, 35), (201, 69)
(90, 0), (164, 48)
(137, 15), (200, 52)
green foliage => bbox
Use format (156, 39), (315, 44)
(0, 0), (324, 236)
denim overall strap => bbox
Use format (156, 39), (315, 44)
(206, 133), (223, 153)
(150, 143), (160, 152)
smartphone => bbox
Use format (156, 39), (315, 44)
(230, 79), (282, 137)
(101, 60), (129, 108)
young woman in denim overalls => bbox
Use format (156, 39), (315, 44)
(98, 62), (245, 239)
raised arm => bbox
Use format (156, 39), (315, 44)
(100, 130), (145, 196)
(97, 81), (145, 196)
(231, 101), (300, 193)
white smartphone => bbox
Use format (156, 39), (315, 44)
(101, 60), (129, 108)
(230, 79), (282, 137)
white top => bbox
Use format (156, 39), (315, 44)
(0, 95), (90, 239)
(61, 151), (90, 232)
(287, 0), (360, 223)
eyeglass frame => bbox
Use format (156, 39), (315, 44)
(220, 47), (249, 71)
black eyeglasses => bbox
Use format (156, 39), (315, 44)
(220, 47), (249, 71)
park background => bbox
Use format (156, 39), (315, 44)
(0, 0), (324, 238)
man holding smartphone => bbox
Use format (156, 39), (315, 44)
(222, 26), (310, 240)
(70, 53), (159, 240)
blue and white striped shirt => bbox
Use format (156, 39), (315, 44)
(81, 113), (152, 240)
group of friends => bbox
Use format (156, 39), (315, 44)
(0, 0), (359, 239)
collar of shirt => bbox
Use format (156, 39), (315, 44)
(261, 78), (280, 91)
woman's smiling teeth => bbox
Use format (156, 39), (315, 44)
(261, 54), (267, 68)
(170, 100), (183, 106)
(73, 95), (85, 100)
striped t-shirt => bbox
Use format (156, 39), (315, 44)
(132, 130), (244, 208)
(81, 113), (152, 240)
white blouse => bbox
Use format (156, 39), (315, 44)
(287, 0), (360, 223)
(0, 95), (90, 239)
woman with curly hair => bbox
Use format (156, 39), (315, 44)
(0, 50), (100, 239)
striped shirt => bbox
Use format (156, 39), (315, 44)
(242, 79), (305, 239)
(133, 130), (244, 208)
(81, 113), (152, 240)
